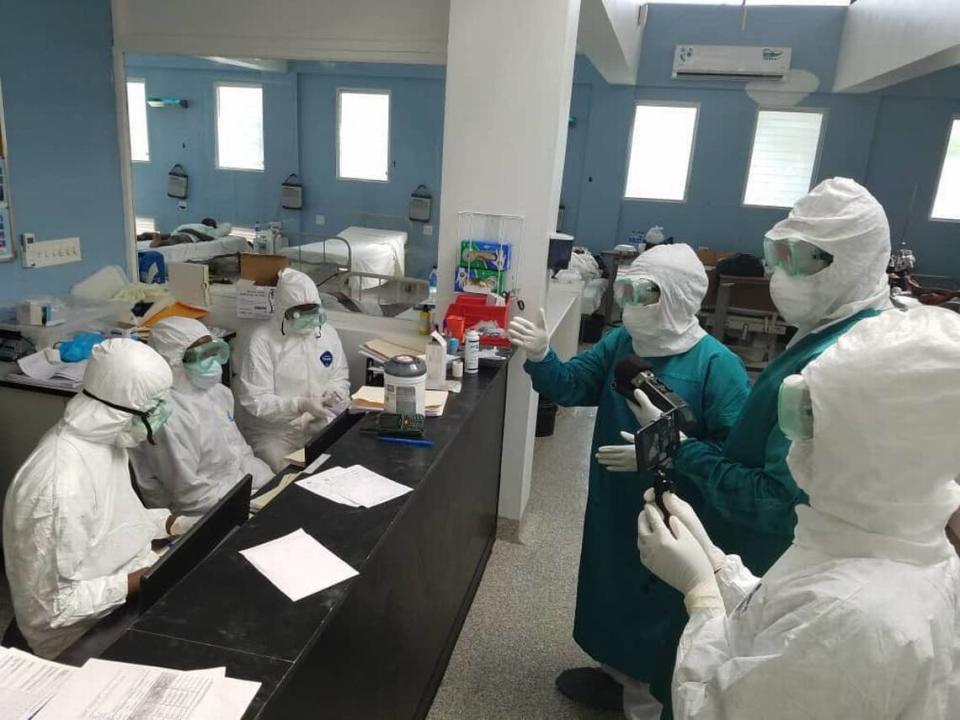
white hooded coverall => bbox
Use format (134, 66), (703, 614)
(237, 269), (350, 471)
(673, 308), (960, 719)
(131, 317), (272, 515)
(2, 339), (173, 658)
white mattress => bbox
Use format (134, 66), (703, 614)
(581, 278), (608, 316)
(280, 226), (407, 289)
(137, 235), (251, 264)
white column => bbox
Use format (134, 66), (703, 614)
(437, 0), (581, 531)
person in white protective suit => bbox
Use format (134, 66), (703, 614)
(237, 268), (351, 471)
(2, 339), (193, 659)
(636, 306), (960, 720)
(131, 317), (272, 515)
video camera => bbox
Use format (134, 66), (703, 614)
(612, 355), (693, 520)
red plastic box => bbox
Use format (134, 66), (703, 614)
(444, 294), (513, 347)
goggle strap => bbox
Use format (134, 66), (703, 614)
(82, 389), (156, 445)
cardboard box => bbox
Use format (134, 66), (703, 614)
(460, 240), (512, 271)
(454, 266), (507, 295)
(237, 254), (288, 318)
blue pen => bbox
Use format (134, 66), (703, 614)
(378, 436), (434, 448)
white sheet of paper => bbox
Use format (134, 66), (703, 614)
(303, 452), (331, 475)
(34, 658), (220, 720)
(239, 528), (358, 601)
(296, 467), (361, 507)
(53, 361), (87, 383)
(192, 677), (261, 719)
(249, 472), (300, 513)
(0, 647), (76, 720)
(297, 465), (412, 508)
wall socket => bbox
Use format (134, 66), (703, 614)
(315, 214), (326, 226)
(423, 224), (433, 236)
(21, 235), (82, 268)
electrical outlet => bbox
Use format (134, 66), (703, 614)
(22, 236), (82, 268)
(315, 214), (325, 226)
(423, 224), (433, 236)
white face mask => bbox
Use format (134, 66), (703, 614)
(770, 271), (828, 327)
(186, 365), (222, 390)
(621, 303), (662, 342)
(116, 417), (150, 447)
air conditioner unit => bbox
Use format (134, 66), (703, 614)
(673, 45), (791, 80)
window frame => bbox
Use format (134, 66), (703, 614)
(622, 100), (700, 204)
(214, 81), (265, 173)
(126, 78), (150, 164)
(742, 106), (828, 210)
(930, 114), (960, 224)
(336, 87), (392, 184)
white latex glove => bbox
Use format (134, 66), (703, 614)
(299, 396), (328, 419)
(169, 514), (199, 536)
(637, 504), (723, 614)
(596, 431), (638, 472)
(507, 308), (550, 362)
(643, 489), (726, 571)
(628, 388), (663, 427)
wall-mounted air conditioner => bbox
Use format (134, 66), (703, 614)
(673, 45), (791, 80)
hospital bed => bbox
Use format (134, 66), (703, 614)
(279, 226), (407, 290)
(136, 234), (253, 264)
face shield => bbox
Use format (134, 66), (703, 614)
(777, 374), (813, 442)
(83, 390), (172, 446)
(763, 237), (834, 278)
(613, 278), (661, 307)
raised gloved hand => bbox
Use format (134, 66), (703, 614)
(643, 489), (726, 571)
(629, 388), (663, 427)
(637, 503), (723, 614)
(507, 309), (550, 362)
(596, 431), (639, 472)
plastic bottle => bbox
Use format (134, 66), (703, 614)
(254, 221), (265, 253)
(427, 266), (438, 304)
(464, 330), (480, 375)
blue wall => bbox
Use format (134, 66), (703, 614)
(128, 57), (445, 279)
(0, 0), (126, 304)
(561, 4), (960, 277)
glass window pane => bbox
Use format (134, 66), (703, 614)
(932, 119), (960, 221)
(338, 91), (390, 182)
(216, 85), (264, 171)
(127, 80), (149, 162)
(744, 110), (824, 208)
(624, 104), (698, 201)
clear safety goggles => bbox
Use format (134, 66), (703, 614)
(285, 303), (325, 325)
(182, 339), (229, 372)
(613, 278), (661, 306)
(83, 390), (172, 445)
(777, 374), (812, 442)
(763, 237), (833, 277)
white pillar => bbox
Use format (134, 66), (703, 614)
(437, 0), (581, 533)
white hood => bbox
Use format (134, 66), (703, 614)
(767, 177), (892, 343)
(619, 243), (707, 357)
(788, 307), (960, 550)
(148, 316), (211, 393)
(63, 338), (172, 445)
(275, 268), (322, 332)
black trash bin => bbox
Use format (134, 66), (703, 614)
(536, 397), (558, 437)
(580, 313), (604, 344)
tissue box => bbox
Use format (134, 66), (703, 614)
(460, 240), (512, 271)
(454, 267), (507, 295)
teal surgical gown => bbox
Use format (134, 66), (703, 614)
(674, 309), (880, 576)
(524, 328), (749, 684)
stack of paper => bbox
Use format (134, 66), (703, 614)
(240, 528), (358, 601)
(297, 465), (413, 508)
(359, 337), (425, 364)
(17, 351), (88, 386)
(0, 646), (75, 720)
(350, 385), (448, 417)
(33, 658), (259, 720)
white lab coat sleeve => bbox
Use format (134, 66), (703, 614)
(673, 599), (916, 720)
(714, 554), (761, 613)
(324, 328), (351, 405)
(147, 508), (170, 538)
(46, 492), (133, 630)
(239, 332), (302, 422)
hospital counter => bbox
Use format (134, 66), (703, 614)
(63, 360), (508, 719)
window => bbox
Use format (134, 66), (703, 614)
(215, 84), (264, 171)
(932, 118), (960, 221)
(624, 103), (698, 202)
(337, 89), (390, 182)
(744, 109), (824, 208)
(127, 80), (150, 162)
(135, 216), (156, 234)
